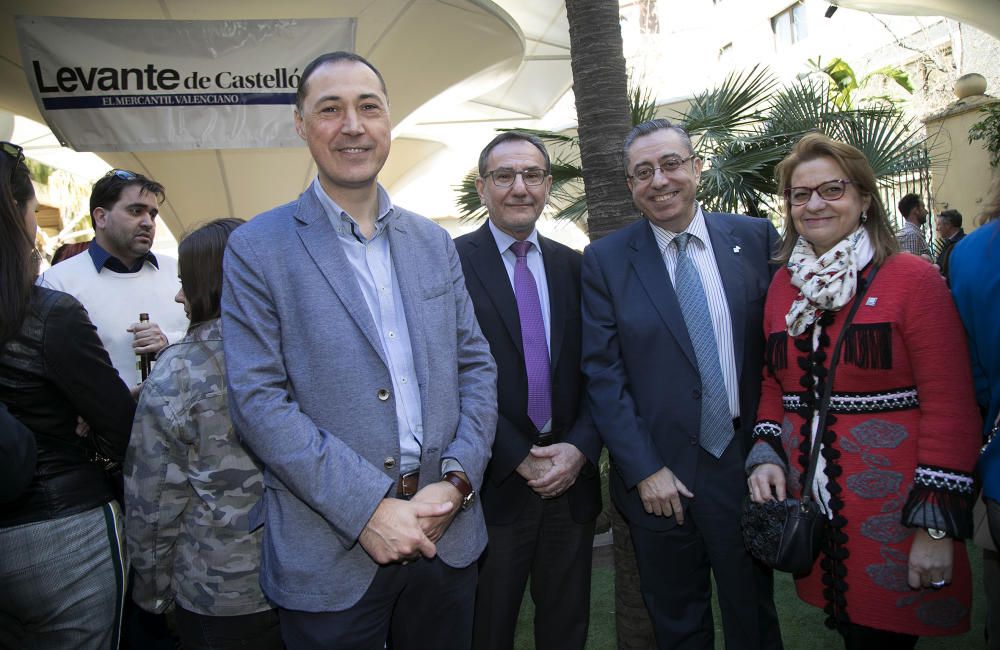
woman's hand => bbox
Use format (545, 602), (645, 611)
(748, 463), (786, 504)
(907, 530), (954, 589)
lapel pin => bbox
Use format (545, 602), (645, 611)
(732, 245), (741, 254)
(866, 297), (878, 307)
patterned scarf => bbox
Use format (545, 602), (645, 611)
(785, 227), (874, 337)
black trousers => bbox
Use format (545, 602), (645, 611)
(472, 492), (595, 650)
(175, 606), (282, 650)
(837, 623), (918, 649)
(278, 556), (476, 650)
(628, 441), (782, 650)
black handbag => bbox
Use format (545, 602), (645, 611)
(741, 264), (880, 574)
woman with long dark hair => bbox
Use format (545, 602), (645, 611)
(747, 133), (982, 648)
(125, 218), (282, 650)
(0, 143), (136, 648)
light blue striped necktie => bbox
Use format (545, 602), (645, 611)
(672, 232), (734, 458)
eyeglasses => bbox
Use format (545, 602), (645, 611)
(483, 168), (548, 188)
(784, 179), (855, 206)
(628, 154), (697, 182)
(103, 169), (138, 181)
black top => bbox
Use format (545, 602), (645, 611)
(0, 286), (136, 526)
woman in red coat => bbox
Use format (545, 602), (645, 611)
(747, 133), (981, 648)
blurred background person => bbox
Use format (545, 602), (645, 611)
(948, 173), (1000, 649)
(933, 208), (965, 283)
(0, 142), (136, 648)
(895, 192), (931, 260)
(747, 133), (982, 649)
(51, 240), (92, 266)
(125, 218), (282, 650)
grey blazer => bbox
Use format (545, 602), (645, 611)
(221, 187), (497, 612)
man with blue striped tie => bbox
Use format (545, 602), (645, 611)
(581, 119), (783, 649)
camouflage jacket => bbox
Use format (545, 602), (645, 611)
(124, 318), (271, 616)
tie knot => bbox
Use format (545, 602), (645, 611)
(673, 232), (693, 253)
(511, 240), (532, 259)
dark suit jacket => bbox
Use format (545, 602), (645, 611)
(936, 229), (965, 282)
(581, 213), (778, 531)
(456, 223), (601, 525)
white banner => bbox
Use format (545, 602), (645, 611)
(15, 16), (356, 151)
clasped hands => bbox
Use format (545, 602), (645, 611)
(516, 443), (586, 499)
(747, 462), (953, 590)
(358, 478), (465, 565)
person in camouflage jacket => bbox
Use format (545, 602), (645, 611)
(124, 218), (281, 648)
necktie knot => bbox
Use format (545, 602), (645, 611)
(674, 232), (692, 254)
(511, 240), (532, 259)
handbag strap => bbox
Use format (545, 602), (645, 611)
(800, 263), (881, 501)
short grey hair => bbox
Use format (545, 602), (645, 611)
(622, 119), (695, 174)
(938, 209), (962, 229)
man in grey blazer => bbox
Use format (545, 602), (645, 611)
(221, 52), (497, 650)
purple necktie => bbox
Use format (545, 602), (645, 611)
(511, 240), (552, 432)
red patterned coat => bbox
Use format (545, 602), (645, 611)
(750, 253), (981, 636)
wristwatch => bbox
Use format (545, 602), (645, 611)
(443, 471), (476, 511)
(925, 528), (948, 540)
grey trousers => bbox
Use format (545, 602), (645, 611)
(0, 502), (127, 649)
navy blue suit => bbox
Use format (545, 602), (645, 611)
(581, 212), (781, 649)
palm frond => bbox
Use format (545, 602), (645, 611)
(454, 169), (487, 222)
(678, 65), (778, 141)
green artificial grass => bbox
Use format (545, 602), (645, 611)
(514, 543), (987, 649)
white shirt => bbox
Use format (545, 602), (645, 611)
(649, 206), (740, 417)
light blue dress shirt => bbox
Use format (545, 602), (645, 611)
(312, 180), (424, 474)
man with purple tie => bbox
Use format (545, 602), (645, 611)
(456, 132), (602, 650)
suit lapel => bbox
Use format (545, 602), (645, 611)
(628, 221), (698, 369)
(387, 213), (430, 396)
(539, 235), (567, 373)
(704, 212), (746, 379)
(295, 190), (388, 367)
(465, 223), (524, 354)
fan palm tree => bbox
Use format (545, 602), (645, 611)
(455, 64), (932, 226)
(682, 65), (931, 220)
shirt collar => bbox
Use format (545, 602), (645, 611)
(488, 219), (542, 257)
(312, 178), (395, 242)
(87, 239), (159, 273)
(649, 204), (708, 254)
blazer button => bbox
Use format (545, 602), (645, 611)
(692, 388), (702, 399)
(384, 457), (396, 469)
(690, 437), (698, 445)
(377, 388), (391, 401)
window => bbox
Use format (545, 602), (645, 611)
(771, 3), (809, 48)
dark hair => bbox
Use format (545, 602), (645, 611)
(477, 131), (550, 177)
(51, 241), (91, 265)
(774, 132), (899, 265)
(0, 148), (37, 346)
(897, 193), (922, 218)
(622, 118), (695, 174)
(178, 218), (244, 330)
(937, 209), (962, 229)
(296, 51), (387, 111)
(89, 170), (166, 228)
